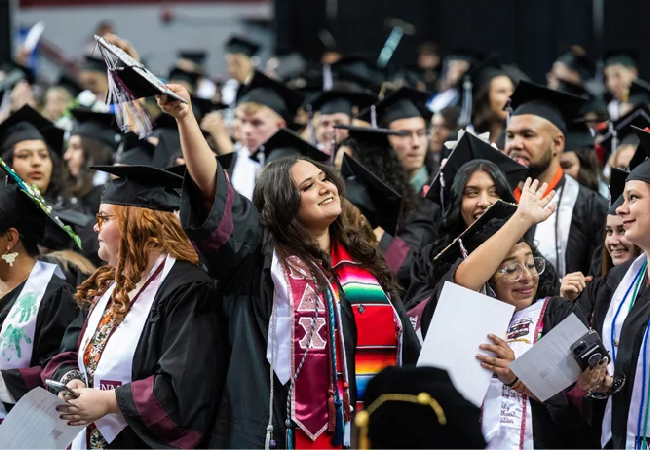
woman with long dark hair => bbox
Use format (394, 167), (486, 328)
(45, 166), (228, 448)
(471, 70), (514, 143)
(157, 84), (419, 449)
(0, 106), (72, 207)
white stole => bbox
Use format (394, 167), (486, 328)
(534, 175), (579, 278)
(71, 255), (175, 449)
(482, 299), (547, 449)
(601, 253), (648, 447)
(0, 261), (63, 419)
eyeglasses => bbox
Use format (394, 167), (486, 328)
(95, 213), (114, 230)
(497, 257), (546, 282)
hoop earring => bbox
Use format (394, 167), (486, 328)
(2, 248), (19, 267)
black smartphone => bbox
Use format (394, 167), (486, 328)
(45, 379), (79, 399)
(570, 330), (610, 371)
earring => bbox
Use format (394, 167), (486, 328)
(2, 248), (18, 267)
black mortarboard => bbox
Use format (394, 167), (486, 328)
(434, 199), (518, 263)
(556, 51), (595, 81)
(90, 165), (183, 211)
(0, 105), (65, 156)
(308, 90), (377, 117)
(70, 108), (120, 150)
(56, 72), (82, 97)
(609, 167), (628, 215)
(630, 125), (650, 169)
(604, 49), (638, 69)
(225, 36), (261, 57)
(599, 107), (650, 158)
(236, 70), (306, 122)
(357, 366), (486, 449)
(509, 81), (587, 134)
(628, 78), (650, 108)
(82, 55), (107, 73)
(341, 153), (402, 234)
(0, 160), (81, 250)
(167, 66), (201, 90)
(251, 128), (329, 164)
(555, 78), (607, 118)
(166, 153), (236, 178)
(1, 60), (36, 85)
(335, 124), (409, 148)
(424, 131), (526, 207)
(332, 56), (386, 94)
(116, 132), (155, 166)
(357, 87), (433, 128)
(192, 96), (227, 122)
(178, 50), (207, 66)
(564, 120), (595, 152)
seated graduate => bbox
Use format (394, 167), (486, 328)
(0, 162), (80, 421)
(157, 84), (420, 448)
(576, 126), (650, 448)
(420, 181), (603, 448)
(43, 165), (228, 449)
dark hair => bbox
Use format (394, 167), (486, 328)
(1, 142), (72, 207)
(69, 136), (115, 198)
(567, 150), (604, 193)
(338, 137), (420, 229)
(472, 76), (509, 135)
(439, 160), (513, 239)
(253, 155), (402, 299)
(438, 106), (460, 131)
(0, 222), (40, 257)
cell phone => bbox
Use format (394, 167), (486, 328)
(570, 330), (610, 371)
(45, 379), (79, 398)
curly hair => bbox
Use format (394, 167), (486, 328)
(253, 156), (402, 299)
(75, 205), (198, 320)
(338, 136), (420, 229)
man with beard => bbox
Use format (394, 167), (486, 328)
(505, 81), (608, 277)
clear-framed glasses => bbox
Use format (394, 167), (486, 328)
(498, 257), (546, 282)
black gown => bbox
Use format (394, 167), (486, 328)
(420, 260), (596, 448)
(41, 260), (229, 449)
(1, 271), (77, 413)
(577, 258), (650, 448)
(179, 163), (421, 448)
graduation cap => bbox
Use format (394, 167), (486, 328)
(167, 66), (201, 90)
(225, 36), (261, 57)
(308, 90), (377, 117)
(335, 124), (409, 148)
(627, 78), (650, 108)
(434, 199), (518, 263)
(90, 164), (184, 211)
(70, 108), (120, 150)
(564, 120), (595, 152)
(604, 49), (638, 69)
(556, 50), (595, 81)
(0, 105), (65, 156)
(165, 153), (236, 178)
(555, 78), (607, 119)
(508, 81), (587, 134)
(1, 60), (36, 85)
(81, 55), (107, 73)
(116, 132), (155, 166)
(177, 50), (207, 67)
(357, 87), (433, 128)
(251, 128), (329, 164)
(332, 56), (386, 94)
(236, 70), (306, 122)
(356, 366), (486, 449)
(608, 167), (628, 215)
(341, 153), (402, 234)
(55, 72), (82, 97)
(630, 125), (650, 170)
(599, 107), (650, 158)
(192, 96), (227, 122)
(0, 159), (81, 250)
(424, 131), (527, 207)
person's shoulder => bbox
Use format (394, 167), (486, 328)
(576, 182), (608, 207)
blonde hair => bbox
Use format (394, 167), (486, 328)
(76, 205), (198, 320)
(609, 143), (637, 170)
(236, 102), (284, 123)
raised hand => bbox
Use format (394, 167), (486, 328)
(515, 178), (557, 227)
(102, 33), (140, 62)
(560, 272), (593, 301)
(156, 84), (192, 121)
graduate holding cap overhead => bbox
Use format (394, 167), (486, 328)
(45, 165), (228, 449)
(156, 82), (419, 448)
(505, 81), (608, 278)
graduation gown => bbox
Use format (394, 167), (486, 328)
(420, 260), (594, 448)
(179, 163), (421, 448)
(1, 268), (77, 414)
(577, 258), (650, 448)
(530, 175), (607, 278)
(41, 260), (228, 449)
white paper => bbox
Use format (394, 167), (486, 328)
(0, 387), (83, 449)
(22, 22), (45, 53)
(417, 281), (515, 407)
(509, 313), (588, 401)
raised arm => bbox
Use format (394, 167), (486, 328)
(455, 178), (557, 292)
